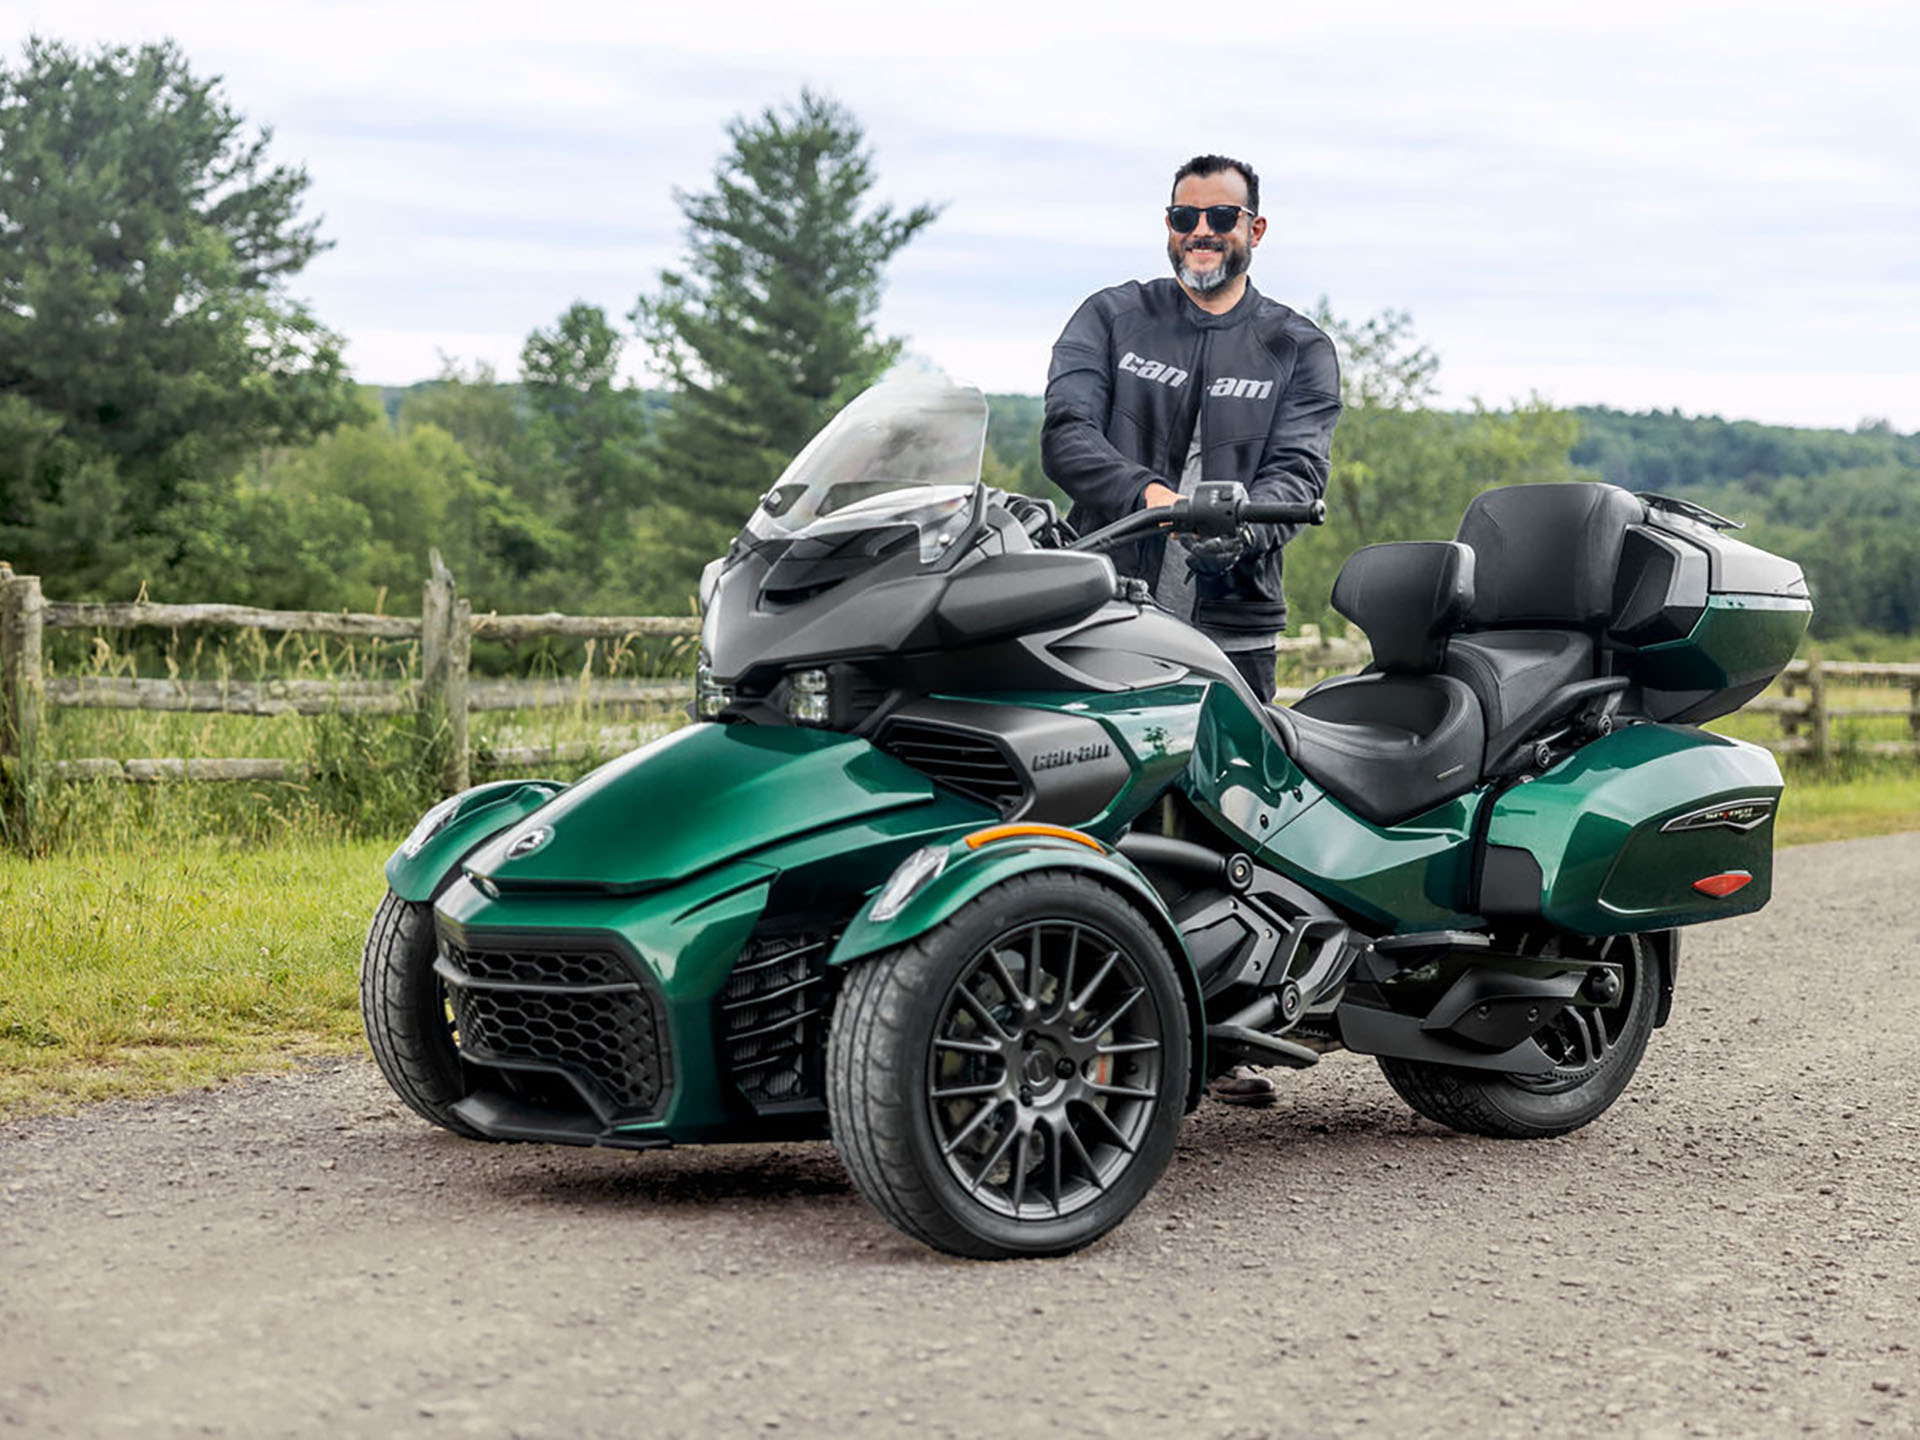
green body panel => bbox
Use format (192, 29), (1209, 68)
(1177, 682), (1480, 930)
(1635, 593), (1811, 691)
(1182, 680), (1310, 829)
(1256, 789), (1484, 932)
(385, 779), (564, 902)
(463, 722), (941, 894)
(1485, 725), (1783, 933)
(825, 833), (1209, 1106)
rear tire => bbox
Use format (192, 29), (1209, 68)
(360, 890), (487, 1138)
(827, 872), (1189, 1259)
(1378, 933), (1655, 1140)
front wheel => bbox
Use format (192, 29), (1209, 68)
(360, 890), (487, 1138)
(827, 872), (1190, 1259)
(1378, 932), (1656, 1140)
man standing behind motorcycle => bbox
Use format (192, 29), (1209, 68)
(1041, 154), (1341, 702)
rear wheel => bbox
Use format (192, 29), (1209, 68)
(827, 872), (1189, 1259)
(360, 890), (487, 1138)
(1378, 933), (1655, 1139)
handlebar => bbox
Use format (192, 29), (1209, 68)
(1067, 485), (1326, 554)
(1240, 499), (1327, 526)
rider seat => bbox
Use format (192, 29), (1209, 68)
(1274, 484), (1646, 823)
(1270, 541), (1485, 826)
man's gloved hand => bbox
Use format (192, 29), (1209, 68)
(1184, 523), (1254, 576)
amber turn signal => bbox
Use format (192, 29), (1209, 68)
(963, 823), (1104, 853)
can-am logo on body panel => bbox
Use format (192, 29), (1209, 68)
(506, 826), (553, 859)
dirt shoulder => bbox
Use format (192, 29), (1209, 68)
(3, 833), (1916, 1438)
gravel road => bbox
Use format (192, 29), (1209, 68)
(4, 833), (1917, 1438)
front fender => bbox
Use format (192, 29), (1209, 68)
(385, 779), (565, 902)
(828, 835), (1210, 1109)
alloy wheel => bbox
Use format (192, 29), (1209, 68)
(927, 920), (1167, 1220)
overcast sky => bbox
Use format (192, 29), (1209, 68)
(9, 0), (1919, 429)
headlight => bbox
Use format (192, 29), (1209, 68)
(399, 796), (461, 858)
(785, 668), (831, 726)
(696, 652), (733, 721)
(869, 845), (948, 923)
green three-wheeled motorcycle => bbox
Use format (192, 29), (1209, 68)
(363, 379), (1810, 1258)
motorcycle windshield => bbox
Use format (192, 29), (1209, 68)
(744, 378), (988, 564)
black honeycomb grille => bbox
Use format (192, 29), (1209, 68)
(439, 942), (669, 1119)
(454, 947), (630, 988)
(876, 720), (1025, 812)
(720, 933), (829, 1111)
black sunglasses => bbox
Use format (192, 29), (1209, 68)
(1166, 203), (1255, 234)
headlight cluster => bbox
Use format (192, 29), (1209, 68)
(696, 659), (843, 728)
(695, 653), (733, 721)
(785, 669), (831, 727)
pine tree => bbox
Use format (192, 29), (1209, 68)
(521, 302), (647, 546)
(632, 90), (938, 557)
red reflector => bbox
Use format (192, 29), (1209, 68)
(1692, 871), (1753, 898)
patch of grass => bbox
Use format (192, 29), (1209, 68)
(1776, 766), (1920, 847)
(0, 838), (391, 1117)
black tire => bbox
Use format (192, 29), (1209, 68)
(359, 889), (487, 1138)
(1378, 933), (1655, 1140)
(826, 872), (1190, 1260)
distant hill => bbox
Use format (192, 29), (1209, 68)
(1569, 407), (1919, 497)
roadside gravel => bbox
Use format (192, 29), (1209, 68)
(3, 832), (1916, 1438)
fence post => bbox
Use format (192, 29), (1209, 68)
(420, 551), (471, 795)
(1778, 668), (1800, 749)
(1806, 653), (1831, 766)
(0, 564), (45, 848)
(1909, 678), (1920, 757)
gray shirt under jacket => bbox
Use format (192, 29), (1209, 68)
(1152, 427), (1276, 653)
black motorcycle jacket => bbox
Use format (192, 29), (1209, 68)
(1041, 279), (1341, 634)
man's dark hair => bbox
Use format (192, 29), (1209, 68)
(1171, 154), (1260, 216)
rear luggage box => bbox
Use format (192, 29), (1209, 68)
(1612, 501), (1813, 724)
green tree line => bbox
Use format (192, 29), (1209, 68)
(3, 37), (1913, 640)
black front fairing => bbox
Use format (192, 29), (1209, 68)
(704, 529), (964, 686)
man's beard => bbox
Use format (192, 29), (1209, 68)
(1169, 233), (1250, 293)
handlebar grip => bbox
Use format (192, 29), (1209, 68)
(1240, 499), (1326, 526)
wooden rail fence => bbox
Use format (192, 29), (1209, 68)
(1753, 658), (1920, 763)
(0, 554), (704, 839)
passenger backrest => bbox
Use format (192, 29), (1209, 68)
(1331, 541), (1475, 675)
(1455, 483), (1646, 629)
